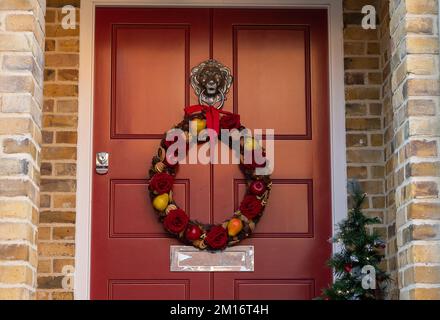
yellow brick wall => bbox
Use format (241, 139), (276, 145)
(343, 0), (399, 298)
(343, 0), (385, 216)
(0, 0), (45, 300)
(37, 0), (79, 300)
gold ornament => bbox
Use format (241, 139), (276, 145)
(193, 239), (207, 249)
(157, 147), (166, 162)
(165, 204), (178, 214)
(154, 162), (166, 172)
(168, 190), (173, 203)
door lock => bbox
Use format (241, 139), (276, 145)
(96, 152), (109, 175)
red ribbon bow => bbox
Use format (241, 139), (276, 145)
(184, 104), (235, 135)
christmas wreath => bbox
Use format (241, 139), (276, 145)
(147, 105), (272, 251)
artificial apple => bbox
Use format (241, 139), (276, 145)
(249, 180), (267, 196)
(185, 224), (203, 241)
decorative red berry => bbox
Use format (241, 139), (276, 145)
(344, 263), (353, 273)
(185, 224), (203, 241)
(249, 180), (266, 196)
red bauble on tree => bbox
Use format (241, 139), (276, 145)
(344, 263), (353, 273)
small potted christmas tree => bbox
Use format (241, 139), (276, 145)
(319, 181), (390, 300)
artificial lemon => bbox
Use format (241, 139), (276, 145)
(153, 193), (169, 211)
(243, 137), (260, 151)
(194, 118), (206, 134)
(227, 218), (243, 237)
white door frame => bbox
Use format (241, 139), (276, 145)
(76, 0), (346, 300)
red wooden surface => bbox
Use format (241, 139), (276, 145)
(91, 8), (331, 300)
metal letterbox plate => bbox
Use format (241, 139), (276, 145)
(170, 245), (254, 272)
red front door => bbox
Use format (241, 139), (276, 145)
(91, 8), (331, 300)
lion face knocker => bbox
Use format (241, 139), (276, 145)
(190, 59), (233, 109)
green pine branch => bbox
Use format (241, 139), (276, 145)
(317, 180), (390, 300)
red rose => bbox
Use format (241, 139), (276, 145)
(149, 172), (174, 194)
(239, 195), (263, 220)
(205, 225), (228, 250)
(163, 209), (189, 234)
(220, 114), (241, 130)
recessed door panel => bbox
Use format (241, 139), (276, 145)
(235, 180), (313, 236)
(234, 26), (310, 137)
(110, 179), (189, 237)
(110, 280), (190, 300)
(234, 279), (314, 300)
(112, 25), (189, 138)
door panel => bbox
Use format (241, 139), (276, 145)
(212, 9), (331, 299)
(234, 279), (314, 300)
(233, 26), (309, 136)
(91, 8), (212, 300)
(112, 25), (189, 138)
(237, 181), (313, 236)
(91, 8), (331, 300)
(110, 179), (189, 237)
(109, 280), (190, 300)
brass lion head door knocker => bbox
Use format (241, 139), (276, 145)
(190, 59), (233, 109)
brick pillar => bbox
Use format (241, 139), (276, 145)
(389, 0), (440, 299)
(0, 0), (45, 299)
